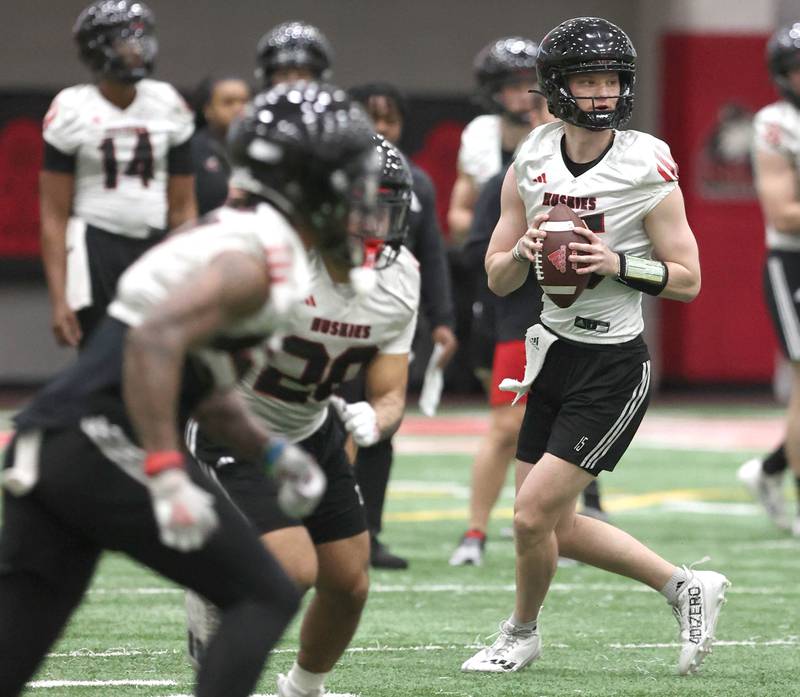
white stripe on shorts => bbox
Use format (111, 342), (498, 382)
(767, 256), (800, 360)
(580, 360), (650, 471)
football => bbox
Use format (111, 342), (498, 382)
(533, 203), (589, 308)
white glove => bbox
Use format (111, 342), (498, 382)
(147, 469), (219, 552)
(269, 441), (327, 518)
(329, 396), (380, 447)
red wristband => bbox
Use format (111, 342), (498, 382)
(144, 450), (185, 477)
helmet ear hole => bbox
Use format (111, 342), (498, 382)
(536, 17), (637, 131)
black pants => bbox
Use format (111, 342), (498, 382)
(77, 225), (163, 348)
(0, 428), (300, 697)
(337, 371), (392, 535)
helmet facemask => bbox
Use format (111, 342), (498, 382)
(103, 27), (157, 83)
(357, 183), (411, 271)
(305, 149), (383, 275)
(545, 62), (634, 131)
(488, 72), (542, 126)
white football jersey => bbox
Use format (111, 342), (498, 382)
(457, 114), (503, 187)
(43, 79), (194, 238)
(752, 100), (800, 252)
(514, 121), (679, 343)
(238, 247), (421, 442)
(108, 203), (311, 388)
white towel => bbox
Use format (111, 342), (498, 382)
(2, 430), (42, 496)
(498, 324), (558, 405)
(65, 217), (92, 311)
(419, 343), (446, 417)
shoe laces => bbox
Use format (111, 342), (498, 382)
(485, 621), (534, 656)
(672, 557), (711, 632)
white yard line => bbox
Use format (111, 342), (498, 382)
(84, 581), (800, 598)
(46, 648), (176, 658)
(29, 680), (177, 688)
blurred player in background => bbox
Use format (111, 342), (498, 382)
(186, 134), (420, 697)
(347, 82), (457, 568)
(738, 23), (800, 537)
(40, 0), (196, 350)
(0, 81), (390, 696)
(448, 37), (540, 243)
(255, 20), (333, 88)
(190, 75), (251, 215)
(461, 17), (729, 676)
(449, 37), (541, 407)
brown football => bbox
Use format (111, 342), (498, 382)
(534, 203), (589, 309)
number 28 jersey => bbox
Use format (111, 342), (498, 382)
(43, 79), (194, 238)
(514, 121), (678, 343)
(239, 248), (421, 442)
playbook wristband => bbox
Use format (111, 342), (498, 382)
(144, 450), (185, 477)
(262, 439), (287, 475)
(615, 253), (669, 296)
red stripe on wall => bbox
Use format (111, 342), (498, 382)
(659, 32), (777, 383)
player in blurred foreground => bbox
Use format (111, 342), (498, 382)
(185, 135), (419, 697)
(461, 17), (729, 676)
(0, 82), (382, 697)
(738, 23), (800, 537)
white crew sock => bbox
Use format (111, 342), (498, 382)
(287, 661), (328, 694)
(660, 566), (690, 605)
(509, 612), (538, 632)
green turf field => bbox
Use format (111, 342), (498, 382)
(3, 405), (799, 697)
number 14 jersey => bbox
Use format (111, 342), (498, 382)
(43, 79), (194, 238)
(240, 248), (421, 442)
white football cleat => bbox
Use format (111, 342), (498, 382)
(185, 590), (221, 671)
(277, 672), (323, 697)
(672, 569), (731, 675)
(449, 534), (485, 566)
(792, 515), (800, 538)
(461, 620), (541, 672)
(736, 458), (789, 530)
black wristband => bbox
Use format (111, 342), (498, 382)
(615, 253), (668, 296)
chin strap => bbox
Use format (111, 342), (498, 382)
(349, 239), (382, 295)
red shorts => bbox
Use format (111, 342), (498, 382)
(489, 340), (527, 407)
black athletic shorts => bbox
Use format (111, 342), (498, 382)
(197, 409), (367, 545)
(77, 225), (164, 345)
(470, 290), (497, 374)
(763, 250), (800, 361)
(516, 328), (651, 475)
(0, 426), (296, 610)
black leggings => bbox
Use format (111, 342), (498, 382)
(0, 429), (301, 697)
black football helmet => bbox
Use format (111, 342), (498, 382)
(537, 17), (636, 131)
(227, 82), (380, 269)
(366, 135), (413, 270)
(474, 37), (539, 123)
(767, 23), (800, 108)
(255, 21), (334, 87)
(73, 0), (157, 83)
